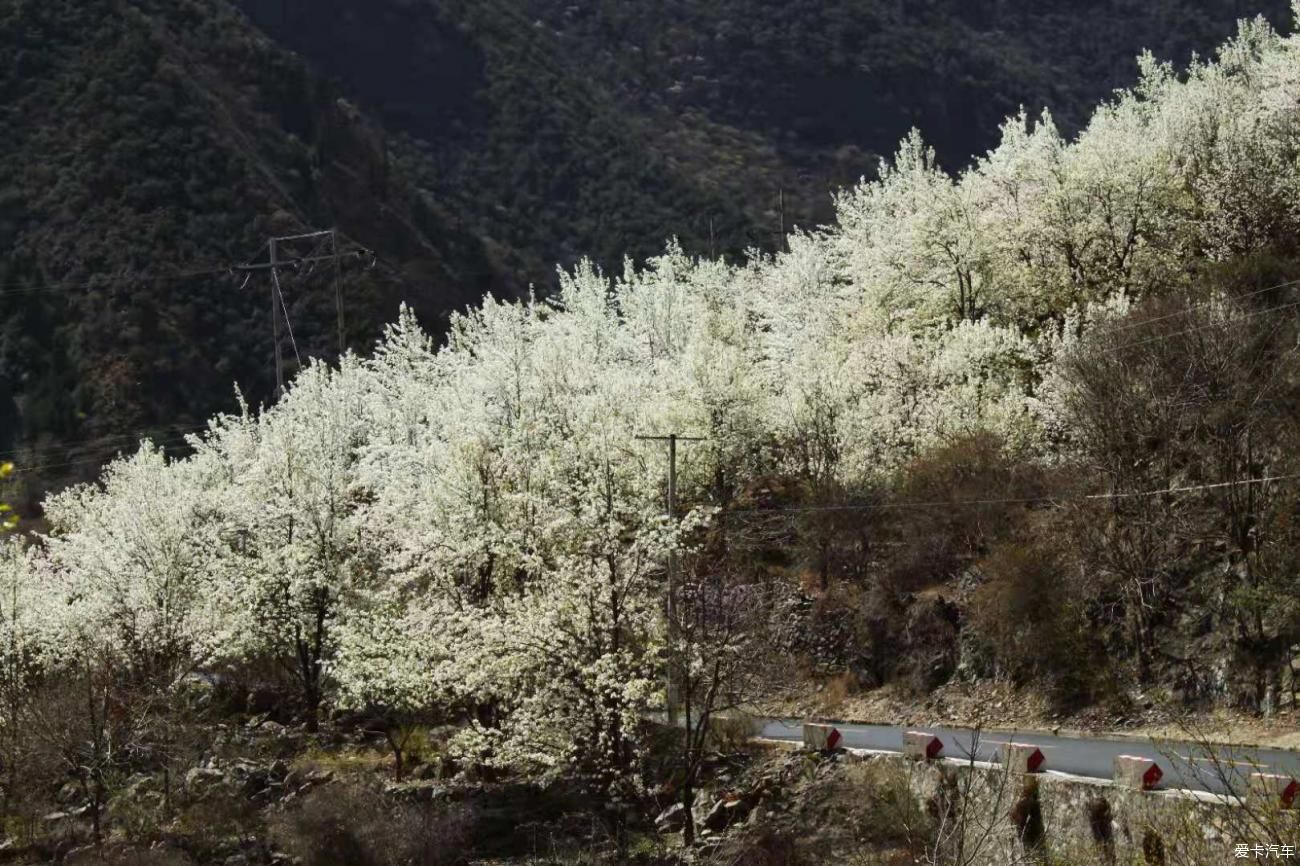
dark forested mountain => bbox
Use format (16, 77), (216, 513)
(234, 0), (778, 283)
(0, 0), (1292, 502)
(0, 0), (508, 503)
(522, 0), (1294, 165)
(238, 0), (1294, 268)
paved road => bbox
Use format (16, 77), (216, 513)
(757, 719), (1300, 795)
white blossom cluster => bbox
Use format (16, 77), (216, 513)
(8, 10), (1300, 789)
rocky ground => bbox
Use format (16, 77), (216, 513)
(657, 745), (922, 865)
(15, 712), (928, 866)
(15, 677), (1291, 865)
(4, 711), (605, 866)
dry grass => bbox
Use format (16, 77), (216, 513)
(293, 744), (391, 776)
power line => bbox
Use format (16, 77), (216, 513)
(1101, 276), (1300, 336)
(0, 247), (373, 301)
(1103, 299), (1300, 353)
(332, 224), (425, 306)
(0, 424), (210, 462)
(0, 264), (234, 299)
(8, 434), (206, 476)
(11, 457), (137, 477)
(230, 249), (371, 274)
(720, 473), (1300, 518)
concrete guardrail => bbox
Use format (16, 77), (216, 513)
(1113, 755), (1163, 790)
(803, 723), (842, 751)
(902, 730), (944, 760)
(1249, 772), (1299, 809)
(1001, 742), (1046, 773)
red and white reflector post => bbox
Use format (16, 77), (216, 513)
(1249, 773), (1299, 809)
(803, 723), (842, 751)
(903, 731), (944, 761)
(1001, 742), (1046, 773)
(1113, 755), (1163, 790)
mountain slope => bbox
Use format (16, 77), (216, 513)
(521, 0), (1295, 164)
(1, 0), (1293, 503)
(237, 0), (1294, 270)
(235, 0), (786, 281)
(0, 0), (503, 499)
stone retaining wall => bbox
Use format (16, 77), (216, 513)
(869, 750), (1289, 864)
(746, 736), (1298, 864)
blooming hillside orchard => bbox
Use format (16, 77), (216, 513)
(15, 11), (1300, 794)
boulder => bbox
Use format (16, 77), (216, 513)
(695, 836), (722, 857)
(655, 802), (687, 832)
(702, 795), (754, 832)
(184, 766), (227, 798)
(176, 672), (218, 710)
(113, 774), (163, 812)
(703, 799), (730, 831)
(304, 768), (334, 786)
(56, 781), (83, 805)
(231, 762), (272, 799)
(722, 796), (752, 823)
(122, 773), (155, 796)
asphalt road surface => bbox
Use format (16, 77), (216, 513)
(757, 719), (1300, 795)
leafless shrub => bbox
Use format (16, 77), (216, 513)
(967, 537), (1105, 712)
(716, 828), (803, 866)
(271, 782), (472, 866)
(1087, 796), (1115, 864)
(65, 846), (196, 865)
(1153, 724), (1300, 866)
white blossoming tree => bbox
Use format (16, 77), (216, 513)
(42, 443), (231, 683)
(0, 539), (60, 821)
(199, 363), (371, 731)
(333, 591), (450, 780)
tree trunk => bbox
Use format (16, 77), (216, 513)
(91, 773), (103, 847)
(681, 778), (696, 846)
(386, 725), (405, 782)
(303, 679), (320, 733)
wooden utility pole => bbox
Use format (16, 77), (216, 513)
(636, 433), (705, 725)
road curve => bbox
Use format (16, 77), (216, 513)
(757, 719), (1300, 795)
